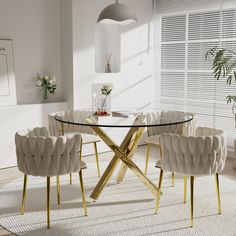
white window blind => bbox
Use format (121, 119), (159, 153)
(154, 0), (236, 145)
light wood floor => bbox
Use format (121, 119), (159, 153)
(0, 146), (236, 235)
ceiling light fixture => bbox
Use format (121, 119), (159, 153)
(97, 0), (137, 25)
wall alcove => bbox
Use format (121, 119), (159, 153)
(95, 24), (121, 73)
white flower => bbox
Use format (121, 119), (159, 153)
(49, 76), (56, 84)
(36, 80), (42, 86)
(52, 76), (56, 83)
(49, 79), (54, 84)
(44, 75), (49, 80)
(101, 84), (113, 95)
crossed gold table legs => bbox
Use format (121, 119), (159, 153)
(87, 119), (158, 200)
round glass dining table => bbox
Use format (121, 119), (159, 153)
(54, 109), (193, 200)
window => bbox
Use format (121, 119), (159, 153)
(154, 0), (236, 146)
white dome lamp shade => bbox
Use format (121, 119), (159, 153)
(97, 0), (137, 25)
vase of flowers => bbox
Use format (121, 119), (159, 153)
(95, 84), (112, 116)
(36, 73), (56, 102)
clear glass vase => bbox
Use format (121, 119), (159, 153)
(42, 87), (48, 103)
(96, 94), (111, 116)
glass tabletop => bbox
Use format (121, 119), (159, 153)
(54, 109), (193, 128)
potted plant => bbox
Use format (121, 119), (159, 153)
(205, 47), (236, 122)
(206, 47), (236, 169)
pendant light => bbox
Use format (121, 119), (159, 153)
(97, 0), (137, 25)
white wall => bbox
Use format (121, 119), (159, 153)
(72, 0), (154, 110)
(61, 0), (74, 109)
(0, 0), (62, 104)
(71, 0), (153, 153)
(0, 0), (154, 168)
(0, 0), (72, 168)
(0, 102), (68, 168)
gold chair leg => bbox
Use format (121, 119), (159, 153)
(20, 174), (28, 215)
(144, 144), (151, 175)
(47, 177), (50, 229)
(171, 172), (175, 187)
(94, 142), (101, 177)
(215, 173), (221, 214)
(155, 169), (163, 214)
(190, 176), (194, 227)
(56, 176), (60, 205)
(79, 170), (88, 216)
(69, 173), (72, 185)
(184, 176), (187, 203)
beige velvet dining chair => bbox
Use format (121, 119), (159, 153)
(156, 127), (227, 227)
(144, 111), (196, 186)
(15, 127), (87, 229)
(48, 110), (101, 184)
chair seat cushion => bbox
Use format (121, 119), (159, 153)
(65, 132), (100, 144)
(144, 135), (160, 145)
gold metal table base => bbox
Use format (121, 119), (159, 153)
(87, 117), (158, 201)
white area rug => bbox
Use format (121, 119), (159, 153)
(0, 161), (236, 236)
